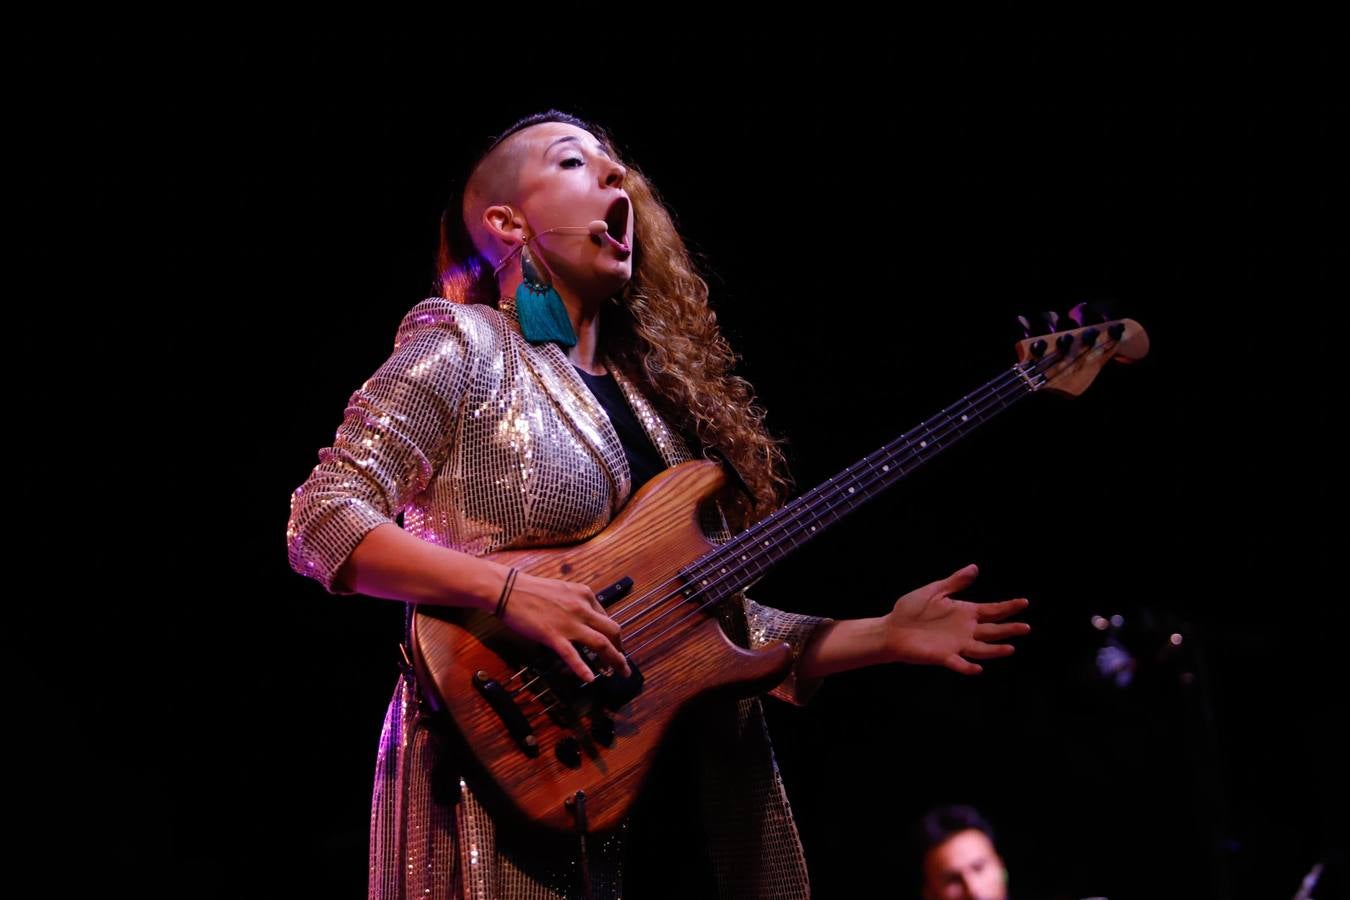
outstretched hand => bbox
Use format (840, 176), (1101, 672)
(881, 564), (1030, 675)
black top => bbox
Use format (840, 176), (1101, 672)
(573, 365), (718, 892)
(573, 367), (667, 494)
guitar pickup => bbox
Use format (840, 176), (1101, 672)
(588, 576), (643, 708)
(595, 576), (633, 609)
(522, 576), (642, 715)
(591, 659), (644, 711)
(472, 670), (539, 757)
(545, 649), (644, 712)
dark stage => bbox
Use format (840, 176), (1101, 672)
(17, 23), (1342, 900)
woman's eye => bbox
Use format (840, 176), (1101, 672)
(561, 157), (584, 168)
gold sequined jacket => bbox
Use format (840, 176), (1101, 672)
(286, 297), (830, 898)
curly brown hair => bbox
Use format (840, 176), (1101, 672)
(435, 110), (790, 527)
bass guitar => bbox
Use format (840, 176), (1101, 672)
(411, 314), (1150, 832)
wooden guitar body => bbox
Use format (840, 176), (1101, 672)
(411, 314), (1151, 834)
(412, 459), (794, 833)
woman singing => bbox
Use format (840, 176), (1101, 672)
(287, 109), (1030, 899)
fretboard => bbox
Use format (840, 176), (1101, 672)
(678, 358), (1050, 604)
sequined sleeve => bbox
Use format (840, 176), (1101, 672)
(742, 594), (833, 706)
(286, 299), (484, 594)
(701, 502), (833, 706)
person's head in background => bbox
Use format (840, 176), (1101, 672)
(918, 804), (1008, 900)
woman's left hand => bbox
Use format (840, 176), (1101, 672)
(881, 563), (1030, 675)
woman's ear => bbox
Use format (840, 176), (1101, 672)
(484, 204), (525, 246)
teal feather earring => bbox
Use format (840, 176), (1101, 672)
(515, 242), (578, 348)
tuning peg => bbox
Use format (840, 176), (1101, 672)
(1070, 301), (1115, 326)
(1017, 315), (1034, 338)
(1041, 311), (1061, 334)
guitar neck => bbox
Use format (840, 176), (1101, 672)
(683, 359), (1049, 603)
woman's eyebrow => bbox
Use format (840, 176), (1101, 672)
(544, 136), (613, 159)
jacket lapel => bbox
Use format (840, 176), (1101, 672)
(498, 297), (631, 511)
(610, 366), (693, 469)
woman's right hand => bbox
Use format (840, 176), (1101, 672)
(496, 571), (632, 683)
(334, 525), (631, 683)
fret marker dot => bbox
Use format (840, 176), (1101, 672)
(920, 441), (927, 448)
(882, 465), (889, 472)
(848, 486), (855, 494)
(961, 415), (968, 422)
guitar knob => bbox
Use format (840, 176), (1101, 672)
(1082, 327), (1100, 347)
(555, 737), (582, 768)
(590, 714), (615, 747)
(1056, 333), (1074, 352)
(1108, 322), (1126, 340)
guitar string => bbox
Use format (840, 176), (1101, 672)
(614, 343), (1075, 659)
(506, 356), (1045, 700)
(514, 330), (1114, 704)
(510, 340), (1072, 701)
(618, 363), (1043, 647)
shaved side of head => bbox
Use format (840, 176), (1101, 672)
(461, 129), (533, 263)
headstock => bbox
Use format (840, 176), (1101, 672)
(1014, 309), (1150, 397)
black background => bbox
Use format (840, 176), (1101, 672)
(18, 20), (1343, 900)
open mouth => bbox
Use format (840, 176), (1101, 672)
(601, 196), (631, 250)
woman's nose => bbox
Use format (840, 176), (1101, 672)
(602, 159), (627, 187)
